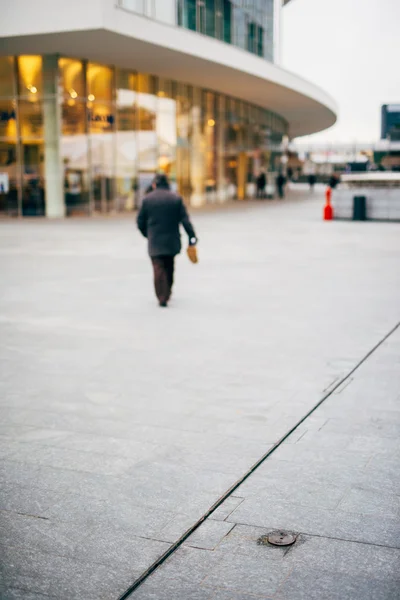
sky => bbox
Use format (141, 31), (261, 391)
(281, 0), (400, 144)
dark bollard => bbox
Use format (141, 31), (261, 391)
(353, 196), (367, 221)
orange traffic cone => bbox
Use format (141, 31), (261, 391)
(324, 187), (334, 220)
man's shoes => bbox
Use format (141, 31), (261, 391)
(159, 301), (168, 307)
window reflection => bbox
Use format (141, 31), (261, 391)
(59, 58), (89, 215)
(59, 58), (85, 100)
(177, 0), (274, 61)
(116, 69), (138, 211)
(0, 141), (18, 216)
(0, 57), (16, 98)
(18, 56), (42, 98)
(87, 63), (115, 213)
(0, 54), (287, 216)
(137, 74), (158, 197)
(157, 80), (177, 189)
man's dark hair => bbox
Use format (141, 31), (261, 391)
(154, 174), (170, 190)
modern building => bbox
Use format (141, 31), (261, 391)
(381, 104), (400, 142)
(0, 0), (336, 217)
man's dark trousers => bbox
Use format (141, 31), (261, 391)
(151, 256), (174, 305)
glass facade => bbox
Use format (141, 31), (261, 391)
(0, 55), (286, 217)
(177, 0), (275, 61)
(119, 0), (275, 62)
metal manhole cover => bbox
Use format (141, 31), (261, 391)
(259, 531), (297, 547)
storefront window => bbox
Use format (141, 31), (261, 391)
(0, 58), (19, 216)
(17, 56), (43, 98)
(17, 57), (45, 216)
(0, 54), (287, 217)
(176, 84), (192, 200)
(0, 57), (16, 98)
(116, 69), (138, 210)
(157, 79), (177, 188)
(87, 63), (115, 212)
(87, 63), (113, 103)
(137, 74), (158, 197)
(203, 91), (217, 202)
(0, 141), (19, 216)
(59, 58), (85, 101)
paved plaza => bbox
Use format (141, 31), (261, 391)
(0, 190), (400, 599)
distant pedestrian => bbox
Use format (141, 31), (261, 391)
(329, 174), (339, 189)
(256, 171), (266, 198)
(137, 174), (197, 307)
(276, 172), (286, 199)
(308, 174), (317, 191)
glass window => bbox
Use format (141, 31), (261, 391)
(0, 141), (19, 216)
(87, 63), (114, 103)
(59, 58), (90, 215)
(18, 99), (44, 139)
(116, 69), (137, 133)
(203, 91), (217, 201)
(116, 69), (138, 210)
(176, 84), (192, 199)
(177, 0), (274, 61)
(223, 0), (232, 43)
(59, 58), (85, 101)
(233, 6), (247, 49)
(87, 64), (115, 213)
(21, 142), (45, 216)
(256, 24), (263, 57)
(205, 0), (216, 37)
(17, 56), (43, 98)
(0, 100), (17, 139)
(157, 79), (177, 186)
(247, 21), (256, 53)
(178, 0), (197, 31)
(137, 74), (157, 196)
(0, 57), (16, 98)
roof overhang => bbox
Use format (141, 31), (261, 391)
(0, 11), (337, 138)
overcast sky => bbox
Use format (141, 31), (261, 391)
(281, 0), (400, 144)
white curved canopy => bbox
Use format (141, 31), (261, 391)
(0, 1), (337, 138)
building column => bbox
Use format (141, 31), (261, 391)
(43, 54), (64, 218)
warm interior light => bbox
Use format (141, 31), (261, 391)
(208, 119), (215, 127)
(158, 91), (165, 97)
(88, 94), (95, 101)
(27, 85), (37, 94)
(70, 89), (78, 99)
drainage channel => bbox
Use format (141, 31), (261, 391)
(118, 320), (400, 600)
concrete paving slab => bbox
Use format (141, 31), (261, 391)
(184, 519), (235, 550)
(132, 324), (400, 598)
(1, 195), (400, 598)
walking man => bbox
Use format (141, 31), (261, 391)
(276, 171), (286, 199)
(137, 174), (197, 307)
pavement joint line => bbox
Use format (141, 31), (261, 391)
(272, 530), (400, 552)
(118, 319), (400, 600)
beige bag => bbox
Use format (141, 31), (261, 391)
(187, 245), (198, 264)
